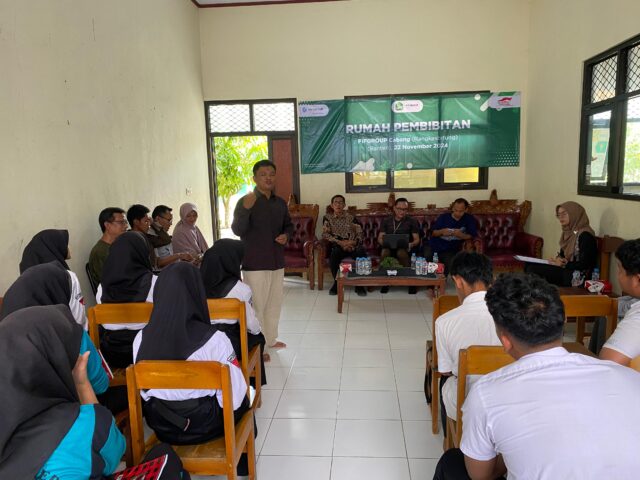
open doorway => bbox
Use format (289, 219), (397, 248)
(205, 99), (299, 241)
(213, 135), (268, 239)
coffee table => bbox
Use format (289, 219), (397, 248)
(336, 268), (446, 313)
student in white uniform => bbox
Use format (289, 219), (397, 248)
(433, 273), (640, 480)
(201, 239), (267, 381)
(600, 238), (640, 366)
(18, 229), (85, 325)
(435, 252), (500, 432)
(133, 262), (249, 447)
(96, 231), (157, 368)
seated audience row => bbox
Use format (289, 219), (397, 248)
(88, 202), (208, 284)
(432, 239), (640, 479)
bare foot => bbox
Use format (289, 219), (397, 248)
(263, 352), (271, 362)
(270, 341), (287, 349)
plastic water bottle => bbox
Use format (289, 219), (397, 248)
(591, 268), (600, 281)
(366, 257), (372, 275)
(411, 253), (417, 270)
(433, 252), (439, 264)
(571, 270), (583, 287)
(416, 257), (423, 275)
(355, 257), (361, 275)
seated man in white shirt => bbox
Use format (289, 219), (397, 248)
(600, 238), (640, 366)
(436, 252), (500, 433)
(434, 273), (640, 480)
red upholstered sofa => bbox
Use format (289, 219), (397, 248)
(284, 203), (319, 289)
(317, 193), (543, 289)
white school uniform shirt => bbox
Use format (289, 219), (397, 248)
(96, 275), (158, 330)
(210, 281), (262, 335)
(132, 330), (247, 410)
(461, 347), (640, 480)
(67, 270), (88, 330)
(435, 291), (500, 417)
(602, 299), (640, 359)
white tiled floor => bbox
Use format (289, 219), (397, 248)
(199, 279), (444, 480)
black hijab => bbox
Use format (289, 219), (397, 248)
(1, 262), (71, 320)
(19, 229), (70, 274)
(0, 305), (82, 478)
(137, 262), (217, 362)
(201, 239), (244, 299)
(100, 231), (153, 303)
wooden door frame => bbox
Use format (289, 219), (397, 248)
(204, 98), (299, 240)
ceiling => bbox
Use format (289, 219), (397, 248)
(192, 0), (344, 7)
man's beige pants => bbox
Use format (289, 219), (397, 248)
(242, 268), (285, 347)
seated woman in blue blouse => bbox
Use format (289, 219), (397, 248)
(0, 305), (189, 479)
(0, 305), (125, 479)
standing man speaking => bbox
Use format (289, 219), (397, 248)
(232, 160), (293, 358)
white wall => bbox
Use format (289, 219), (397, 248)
(525, 0), (640, 258)
(199, 0), (530, 210)
(0, 0), (210, 297)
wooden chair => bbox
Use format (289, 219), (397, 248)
(446, 342), (595, 449)
(87, 303), (154, 386)
(630, 356), (640, 372)
(598, 235), (625, 282)
(126, 361), (256, 479)
(561, 295), (618, 344)
(286, 203), (319, 289)
(85, 262), (98, 296)
(446, 346), (514, 449)
(429, 295), (460, 434)
(207, 298), (262, 408)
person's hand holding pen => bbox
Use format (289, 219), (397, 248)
(548, 255), (568, 267)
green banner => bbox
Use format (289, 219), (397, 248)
(299, 92), (520, 174)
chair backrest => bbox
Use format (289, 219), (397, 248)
(126, 361), (235, 465)
(561, 295), (618, 338)
(87, 303), (154, 347)
(206, 298), (251, 394)
(432, 295), (461, 367)
(455, 346), (514, 445)
(597, 235), (624, 282)
(85, 262), (98, 296)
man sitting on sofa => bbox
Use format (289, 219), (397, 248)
(426, 198), (477, 275)
(377, 197), (420, 294)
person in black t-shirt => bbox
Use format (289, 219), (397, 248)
(378, 198), (421, 293)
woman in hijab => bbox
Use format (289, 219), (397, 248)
(98, 231), (157, 368)
(0, 305), (125, 479)
(0, 262), (109, 397)
(133, 262), (249, 446)
(0, 305), (188, 479)
(19, 229), (70, 273)
(171, 203), (209, 261)
(525, 201), (598, 286)
(201, 239), (268, 378)
(19, 229), (85, 320)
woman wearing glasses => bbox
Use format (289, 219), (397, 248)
(525, 201), (597, 286)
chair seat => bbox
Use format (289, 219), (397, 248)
(144, 409), (254, 474)
(284, 255), (308, 268)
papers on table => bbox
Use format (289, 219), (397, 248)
(514, 255), (552, 265)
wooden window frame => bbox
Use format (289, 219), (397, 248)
(578, 33), (640, 201)
(345, 168), (488, 193)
